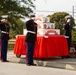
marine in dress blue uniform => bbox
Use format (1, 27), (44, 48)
(64, 18), (72, 58)
(25, 14), (37, 66)
(0, 19), (10, 62)
(64, 19), (72, 50)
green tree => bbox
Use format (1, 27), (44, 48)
(0, 0), (35, 18)
(72, 29), (76, 46)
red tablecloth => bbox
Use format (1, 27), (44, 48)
(14, 35), (69, 58)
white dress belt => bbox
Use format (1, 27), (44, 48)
(1, 31), (8, 34)
(27, 30), (36, 34)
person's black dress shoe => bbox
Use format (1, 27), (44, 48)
(1, 60), (9, 62)
(31, 63), (37, 66)
(26, 63), (37, 66)
(62, 56), (71, 58)
(65, 56), (71, 58)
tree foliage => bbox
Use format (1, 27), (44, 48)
(9, 18), (24, 38)
(0, 0), (35, 18)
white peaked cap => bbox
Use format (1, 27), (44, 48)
(29, 13), (35, 17)
(1, 15), (8, 18)
(1, 19), (6, 22)
(65, 15), (71, 19)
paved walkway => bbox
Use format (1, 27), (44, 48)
(0, 61), (76, 75)
(7, 51), (76, 71)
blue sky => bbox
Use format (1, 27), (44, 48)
(33, 0), (76, 19)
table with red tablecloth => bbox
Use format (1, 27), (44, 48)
(14, 35), (69, 58)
